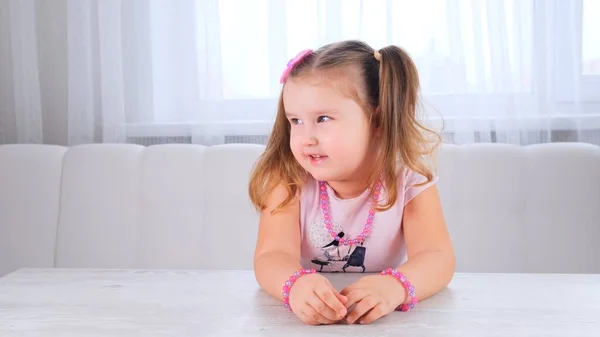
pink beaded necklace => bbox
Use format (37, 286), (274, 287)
(319, 180), (382, 246)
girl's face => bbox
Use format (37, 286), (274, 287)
(283, 75), (379, 188)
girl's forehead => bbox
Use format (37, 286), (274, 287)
(283, 78), (359, 114)
(283, 81), (364, 118)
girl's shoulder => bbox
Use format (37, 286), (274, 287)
(395, 164), (439, 207)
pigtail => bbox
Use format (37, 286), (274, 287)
(374, 46), (440, 210)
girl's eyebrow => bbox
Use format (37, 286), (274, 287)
(285, 109), (339, 118)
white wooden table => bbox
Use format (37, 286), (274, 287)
(0, 268), (599, 336)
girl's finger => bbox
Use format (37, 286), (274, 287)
(310, 290), (345, 321)
(302, 305), (337, 325)
(343, 289), (366, 311)
(335, 291), (348, 304)
(345, 296), (378, 324)
(357, 303), (388, 325)
(315, 286), (347, 318)
(297, 309), (320, 326)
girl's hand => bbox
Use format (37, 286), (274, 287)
(289, 273), (349, 325)
(340, 274), (406, 324)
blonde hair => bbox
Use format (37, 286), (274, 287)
(249, 40), (441, 213)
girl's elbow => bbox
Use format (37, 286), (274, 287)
(443, 248), (456, 285)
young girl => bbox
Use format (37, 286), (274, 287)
(248, 40), (455, 325)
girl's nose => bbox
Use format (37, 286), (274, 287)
(303, 136), (318, 146)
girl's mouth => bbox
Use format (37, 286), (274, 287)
(308, 154), (328, 165)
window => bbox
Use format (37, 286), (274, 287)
(216, 0), (535, 98)
(581, 0), (600, 102)
(554, 0), (600, 103)
(133, 0), (599, 131)
(583, 0), (600, 75)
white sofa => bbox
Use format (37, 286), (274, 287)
(1, 142), (600, 277)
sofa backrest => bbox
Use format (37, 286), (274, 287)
(0, 145), (67, 276)
(1, 142), (599, 277)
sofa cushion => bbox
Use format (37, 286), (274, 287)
(0, 144), (66, 276)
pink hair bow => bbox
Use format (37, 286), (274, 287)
(279, 49), (313, 83)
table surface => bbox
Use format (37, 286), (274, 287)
(1, 268), (599, 336)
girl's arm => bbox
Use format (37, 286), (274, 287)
(398, 184), (456, 302)
(253, 183), (304, 299)
(253, 184), (348, 326)
(339, 183), (455, 325)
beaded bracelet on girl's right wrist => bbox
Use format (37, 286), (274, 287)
(282, 268), (316, 311)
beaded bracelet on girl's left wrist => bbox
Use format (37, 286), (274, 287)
(282, 268), (316, 311)
(380, 268), (417, 311)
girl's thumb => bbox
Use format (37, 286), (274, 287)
(335, 291), (348, 303)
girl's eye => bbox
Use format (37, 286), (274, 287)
(290, 118), (302, 125)
(317, 116), (331, 123)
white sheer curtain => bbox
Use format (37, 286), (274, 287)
(0, 0), (599, 146)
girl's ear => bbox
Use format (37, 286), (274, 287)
(371, 106), (382, 135)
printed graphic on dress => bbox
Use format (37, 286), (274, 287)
(307, 218), (367, 273)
